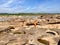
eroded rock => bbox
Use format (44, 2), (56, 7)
(0, 15), (60, 45)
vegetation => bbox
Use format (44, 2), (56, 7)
(0, 13), (60, 16)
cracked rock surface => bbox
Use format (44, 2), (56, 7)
(0, 15), (60, 45)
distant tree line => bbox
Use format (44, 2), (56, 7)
(0, 13), (60, 16)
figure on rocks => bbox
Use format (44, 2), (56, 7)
(34, 20), (37, 28)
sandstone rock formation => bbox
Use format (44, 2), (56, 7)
(0, 15), (60, 45)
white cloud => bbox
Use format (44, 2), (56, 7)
(0, 0), (60, 13)
(0, 0), (27, 13)
(25, 2), (60, 13)
(0, 0), (14, 7)
(0, 0), (25, 8)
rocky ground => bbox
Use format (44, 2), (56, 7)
(0, 15), (60, 45)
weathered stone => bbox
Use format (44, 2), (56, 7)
(0, 15), (60, 45)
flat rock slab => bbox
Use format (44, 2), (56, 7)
(0, 27), (60, 45)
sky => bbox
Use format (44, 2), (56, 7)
(0, 0), (60, 13)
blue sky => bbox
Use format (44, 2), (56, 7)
(0, 0), (60, 13)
